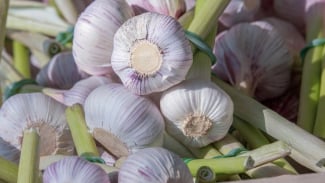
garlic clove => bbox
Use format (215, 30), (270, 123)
(43, 76), (113, 106)
(84, 83), (165, 153)
(111, 12), (192, 95)
(43, 156), (110, 183)
(0, 93), (75, 157)
(212, 22), (292, 101)
(126, 0), (186, 19)
(160, 79), (234, 148)
(36, 51), (88, 89)
(72, 0), (134, 75)
(0, 137), (20, 163)
(118, 147), (193, 183)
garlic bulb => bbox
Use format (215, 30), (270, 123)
(43, 76), (113, 106)
(160, 79), (234, 148)
(212, 22), (292, 101)
(43, 156), (110, 183)
(84, 83), (165, 153)
(73, 0), (134, 75)
(111, 12), (192, 95)
(126, 0), (186, 19)
(119, 147), (193, 183)
(0, 137), (20, 163)
(0, 93), (74, 157)
(219, 0), (261, 28)
(36, 51), (88, 89)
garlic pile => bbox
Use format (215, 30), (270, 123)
(111, 12), (192, 95)
(84, 83), (165, 153)
(212, 22), (292, 101)
(73, 0), (134, 75)
(160, 79), (234, 147)
(119, 147), (193, 183)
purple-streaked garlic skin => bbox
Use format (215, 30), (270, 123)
(126, 0), (186, 19)
(43, 76), (113, 106)
(119, 147), (193, 183)
(84, 83), (165, 153)
(212, 22), (292, 101)
(43, 156), (110, 183)
(0, 137), (20, 163)
(0, 93), (74, 156)
(73, 0), (134, 76)
(111, 12), (192, 95)
(160, 79), (234, 148)
(36, 51), (88, 89)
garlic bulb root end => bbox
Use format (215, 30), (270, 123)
(183, 114), (213, 137)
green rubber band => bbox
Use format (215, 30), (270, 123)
(183, 158), (194, 164)
(4, 79), (37, 100)
(56, 26), (74, 46)
(300, 38), (325, 61)
(185, 30), (217, 65)
(213, 147), (248, 159)
(81, 153), (106, 164)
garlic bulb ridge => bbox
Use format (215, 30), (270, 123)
(111, 12), (192, 95)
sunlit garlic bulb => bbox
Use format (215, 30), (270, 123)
(43, 156), (110, 183)
(126, 0), (186, 19)
(0, 93), (74, 157)
(73, 0), (134, 75)
(111, 12), (192, 95)
(212, 22), (292, 101)
(160, 79), (234, 148)
(84, 83), (165, 153)
(43, 76), (113, 106)
(119, 147), (193, 183)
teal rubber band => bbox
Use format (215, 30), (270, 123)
(81, 153), (106, 164)
(4, 79), (38, 100)
(185, 30), (217, 65)
(56, 26), (74, 45)
(183, 158), (194, 164)
(213, 147), (248, 159)
(300, 38), (325, 61)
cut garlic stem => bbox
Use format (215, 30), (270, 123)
(17, 129), (40, 183)
(54, 0), (78, 24)
(0, 0), (9, 60)
(13, 40), (31, 78)
(163, 131), (195, 158)
(187, 145), (222, 159)
(0, 157), (18, 183)
(178, 8), (194, 29)
(195, 166), (216, 183)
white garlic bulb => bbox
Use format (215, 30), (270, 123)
(160, 79), (234, 148)
(212, 22), (292, 101)
(0, 93), (74, 157)
(43, 156), (110, 183)
(0, 137), (20, 163)
(84, 83), (165, 153)
(119, 147), (193, 183)
(111, 12), (192, 95)
(126, 0), (186, 19)
(73, 0), (134, 75)
(43, 76), (113, 106)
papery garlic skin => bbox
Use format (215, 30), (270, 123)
(212, 22), (292, 101)
(111, 12), (192, 95)
(119, 147), (193, 183)
(160, 80), (234, 148)
(0, 93), (74, 156)
(126, 0), (186, 19)
(43, 156), (110, 183)
(73, 0), (134, 75)
(36, 51), (88, 89)
(84, 83), (165, 153)
(43, 76), (113, 106)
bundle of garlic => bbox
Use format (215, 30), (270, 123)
(118, 147), (193, 183)
(0, 93), (75, 159)
(72, 0), (134, 75)
(160, 79), (234, 147)
(111, 12), (192, 95)
(84, 83), (165, 154)
(212, 21), (292, 101)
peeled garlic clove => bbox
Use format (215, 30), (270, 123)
(0, 93), (74, 157)
(43, 76), (113, 106)
(73, 0), (134, 75)
(220, 0), (261, 28)
(36, 51), (88, 89)
(43, 156), (110, 183)
(212, 22), (292, 101)
(0, 137), (20, 163)
(126, 0), (186, 19)
(119, 147), (193, 183)
(111, 12), (192, 95)
(84, 83), (165, 153)
(160, 79), (234, 148)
